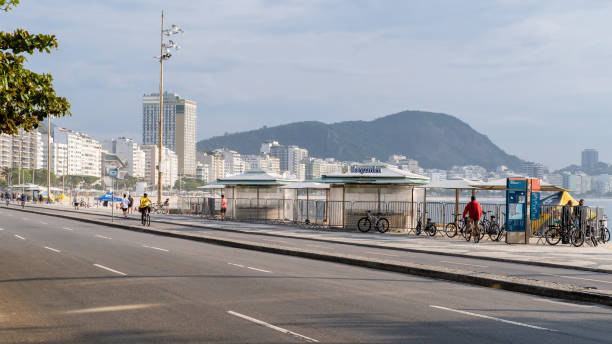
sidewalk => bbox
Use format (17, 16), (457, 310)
(21, 202), (612, 273)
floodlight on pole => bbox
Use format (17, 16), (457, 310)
(155, 11), (183, 205)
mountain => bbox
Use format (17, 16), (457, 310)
(196, 110), (524, 171)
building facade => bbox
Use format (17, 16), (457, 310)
(103, 137), (146, 178)
(142, 92), (197, 176)
(51, 128), (102, 177)
(141, 144), (178, 187)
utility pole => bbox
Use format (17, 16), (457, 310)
(47, 117), (51, 203)
(155, 10), (182, 205)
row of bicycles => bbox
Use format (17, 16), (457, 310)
(545, 219), (610, 247)
(356, 209), (610, 247)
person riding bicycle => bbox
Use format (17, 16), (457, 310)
(139, 193), (152, 223)
(462, 196), (482, 238)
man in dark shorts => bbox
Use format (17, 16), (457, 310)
(220, 194), (227, 220)
(128, 194), (134, 214)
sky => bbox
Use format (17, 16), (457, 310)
(3, 0), (612, 170)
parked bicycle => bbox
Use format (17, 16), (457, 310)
(479, 211), (502, 241)
(598, 217), (610, 244)
(444, 213), (465, 238)
(357, 211), (390, 233)
(415, 210), (437, 236)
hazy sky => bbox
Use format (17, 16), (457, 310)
(3, 0), (612, 170)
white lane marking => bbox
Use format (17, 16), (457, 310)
(14, 234), (25, 240)
(64, 304), (159, 314)
(93, 264), (126, 276)
(247, 267), (272, 273)
(44, 246), (61, 253)
(540, 273), (612, 285)
(0, 228), (4, 231)
(228, 262), (245, 268)
(227, 310), (318, 342)
(63, 227), (73, 231)
(366, 251), (398, 257)
(95, 234), (112, 240)
(142, 245), (169, 252)
(440, 261), (488, 268)
(430, 305), (558, 332)
(40, 221), (48, 225)
(531, 298), (595, 309)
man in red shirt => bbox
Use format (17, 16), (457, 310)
(462, 196), (482, 241)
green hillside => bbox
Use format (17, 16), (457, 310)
(196, 110), (523, 171)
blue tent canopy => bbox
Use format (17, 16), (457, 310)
(96, 192), (122, 202)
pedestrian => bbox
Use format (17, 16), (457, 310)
(73, 195), (79, 210)
(462, 195), (482, 241)
(574, 199), (587, 233)
(128, 194), (134, 214)
(164, 198), (170, 215)
(561, 200), (574, 244)
(121, 194), (129, 218)
(39, 193), (43, 203)
(220, 194), (227, 220)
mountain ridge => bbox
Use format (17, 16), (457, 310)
(196, 110), (523, 171)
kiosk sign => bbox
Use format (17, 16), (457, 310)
(506, 178), (527, 232)
(350, 166), (382, 174)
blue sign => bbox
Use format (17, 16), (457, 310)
(109, 168), (118, 178)
(530, 192), (541, 220)
(506, 178), (527, 232)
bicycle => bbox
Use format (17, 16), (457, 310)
(357, 211), (390, 233)
(415, 210), (437, 236)
(141, 208), (151, 227)
(480, 211), (501, 241)
(152, 203), (166, 215)
(598, 218), (610, 244)
(463, 218), (482, 243)
(444, 213), (465, 238)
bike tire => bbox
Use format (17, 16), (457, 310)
(415, 223), (422, 236)
(464, 227), (472, 242)
(545, 228), (561, 246)
(488, 223), (501, 241)
(146, 214), (151, 227)
(473, 226), (481, 243)
(478, 224), (485, 241)
(357, 218), (371, 233)
(445, 223), (458, 238)
(426, 223), (437, 237)
(571, 229), (585, 247)
(376, 218), (390, 233)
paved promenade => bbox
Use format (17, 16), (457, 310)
(15, 201), (612, 273)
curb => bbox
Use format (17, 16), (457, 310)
(6, 206), (612, 307)
(19, 205), (612, 275)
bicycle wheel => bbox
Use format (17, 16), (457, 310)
(590, 228), (598, 247)
(426, 223), (437, 237)
(464, 227), (472, 242)
(488, 223), (500, 241)
(376, 218), (390, 233)
(545, 228), (561, 246)
(473, 225), (481, 243)
(357, 217), (371, 232)
(445, 222), (458, 238)
(146, 214), (151, 226)
(478, 224), (485, 241)
(415, 223), (422, 236)
(571, 229), (584, 247)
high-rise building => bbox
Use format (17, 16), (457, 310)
(197, 151), (225, 182)
(520, 161), (545, 179)
(0, 129), (45, 171)
(142, 92), (197, 176)
(581, 149), (598, 169)
(141, 144), (178, 187)
(103, 137), (146, 178)
(51, 128), (102, 177)
(269, 143), (308, 176)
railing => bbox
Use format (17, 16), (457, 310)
(172, 197), (604, 234)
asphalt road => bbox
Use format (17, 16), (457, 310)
(1, 209), (611, 343)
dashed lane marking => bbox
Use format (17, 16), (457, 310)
(228, 262), (245, 268)
(247, 267), (272, 273)
(14, 234), (25, 240)
(430, 305), (558, 332)
(63, 227), (73, 231)
(142, 245), (169, 252)
(40, 221), (48, 225)
(227, 310), (318, 342)
(44, 246), (61, 253)
(93, 264), (126, 276)
(95, 235), (112, 240)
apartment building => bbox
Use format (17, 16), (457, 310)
(141, 145), (178, 187)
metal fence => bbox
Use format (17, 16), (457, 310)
(173, 197), (604, 234)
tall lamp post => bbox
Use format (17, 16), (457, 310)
(155, 11), (183, 205)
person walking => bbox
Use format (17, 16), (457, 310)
(164, 198), (170, 215)
(220, 194), (227, 220)
(73, 195), (79, 210)
(120, 194), (129, 218)
(462, 196), (482, 241)
(128, 194), (134, 214)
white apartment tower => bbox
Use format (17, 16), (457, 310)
(141, 145), (178, 187)
(51, 128), (102, 177)
(142, 92), (197, 176)
(0, 129), (45, 170)
(103, 137), (146, 178)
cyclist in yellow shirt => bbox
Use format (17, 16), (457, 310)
(139, 193), (152, 223)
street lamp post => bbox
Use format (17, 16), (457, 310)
(155, 10), (183, 205)
(47, 117), (51, 203)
